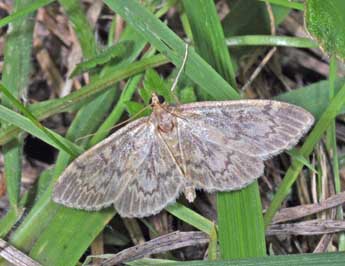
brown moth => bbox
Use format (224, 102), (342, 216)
(53, 93), (314, 217)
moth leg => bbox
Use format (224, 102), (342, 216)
(155, 130), (197, 202)
(175, 118), (196, 202)
(155, 130), (184, 177)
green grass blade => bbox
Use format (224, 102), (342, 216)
(0, 207), (25, 238)
(0, 0), (54, 28)
(305, 0), (345, 60)
(259, 0), (304, 11)
(217, 183), (266, 259)
(226, 35), (317, 48)
(104, 0), (239, 100)
(0, 187), (29, 238)
(138, 251), (345, 265)
(70, 40), (134, 77)
(264, 81), (345, 226)
(183, 0), (265, 259)
(328, 55), (345, 250)
(0, 0), (35, 210)
(88, 74), (142, 146)
(0, 84), (78, 157)
(0, 104), (83, 155)
(182, 0), (237, 89)
(286, 149), (317, 173)
(208, 224), (218, 260)
(165, 203), (214, 235)
(59, 1), (97, 59)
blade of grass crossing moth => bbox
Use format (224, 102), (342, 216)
(328, 55), (345, 250)
(264, 81), (345, 226)
(182, 0), (266, 259)
(0, 0), (35, 211)
(104, 0), (240, 100)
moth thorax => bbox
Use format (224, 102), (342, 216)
(152, 109), (175, 133)
(184, 185), (196, 203)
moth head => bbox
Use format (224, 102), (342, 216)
(150, 92), (165, 107)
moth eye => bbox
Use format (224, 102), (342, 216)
(149, 94), (165, 105)
(157, 95), (165, 104)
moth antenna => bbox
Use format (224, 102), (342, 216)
(170, 43), (189, 104)
(75, 105), (151, 143)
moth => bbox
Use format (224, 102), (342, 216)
(53, 93), (314, 217)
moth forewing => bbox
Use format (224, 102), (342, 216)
(177, 100), (314, 159)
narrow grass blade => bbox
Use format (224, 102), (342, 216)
(0, 104), (83, 155)
(226, 35), (317, 48)
(0, 206), (25, 238)
(0, 0), (53, 28)
(70, 40), (134, 78)
(260, 0), (304, 11)
(165, 203), (214, 235)
(208, 224), (218, 260)
(286, 149), (317, 173)
(88, 74), (142, 146)
(328, 55), (345, 250)
(0, 84), (78, 157)
(143, 251), (345, 265)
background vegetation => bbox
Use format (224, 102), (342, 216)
(0, 0), (345, 265)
